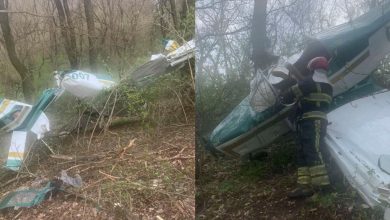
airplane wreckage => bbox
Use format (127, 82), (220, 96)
(206, 4), (390, 214)
(0, 39), (194, 171)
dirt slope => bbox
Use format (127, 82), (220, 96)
(0, 120), (195, 219)
(196, 133), (383, 219)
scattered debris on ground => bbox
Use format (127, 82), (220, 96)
(0, 118), (195, 219)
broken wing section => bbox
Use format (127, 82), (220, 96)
(1, 89), (60, 171)
(0, 99), (32, 132)
(326, 90), (390, 207)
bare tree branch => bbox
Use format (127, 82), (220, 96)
(0, 10), (53, 18)
(197, 25), (250, 40)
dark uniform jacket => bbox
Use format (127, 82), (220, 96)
(280, 78), (333, 121)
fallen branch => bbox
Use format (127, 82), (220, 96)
(0, 174), (29, 188)
(50, 154), (74, 160)
(118, 139), (136, 159)
(161, 146), (188, 160)
(12, 210), (23, 220)
(161, 156), (195, 161)
(50, 154), (106, 161)
(65, 159), (109, 171)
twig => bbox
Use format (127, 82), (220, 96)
(0, 175), (28, 188)
(168, 87), (188, 124)
(162, 142), (180, 150)
(104, 89), (118, 132)
(50, 154), (106, 161)
(178, 146), (187, 154)
(186, 51), (195, 91)
(166, 123), (193, 128)
(50, 154), (74, 160)
(87, 89), (115, 151)
(65, 159), (109, 171)
(161, 156), (195, 161)
(122, 179), (189, 198)
(118, 139), (136, 159)
(82, 177), (109, 191)
(40, 140), (56, 154)
(0, 10), (53, 18)
(80, 164), (109, 173)
(12, 210), (23, 220)
(158, 145), (194, 161)
(150, 144), (179, 155)
(174, 201), (186, 216)
(98, 170), (120, 181)
(18, 139), (37, 178)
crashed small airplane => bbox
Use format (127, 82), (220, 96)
(0, 39), (195, 172)
(0, 71), (115, 171)
(207, 4), (390, 213)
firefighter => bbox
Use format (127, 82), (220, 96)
(278, 56), (333, 198)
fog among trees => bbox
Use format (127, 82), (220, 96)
(196, 0), (387, 135)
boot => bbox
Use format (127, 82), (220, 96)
(288, 167), (314, 199)
(310, 165), (330, 188)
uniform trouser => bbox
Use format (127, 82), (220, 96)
(295, 118), (330, 187)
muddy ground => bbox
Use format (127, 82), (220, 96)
(196, 133), (383, 219)
(0, 119), (195, 219)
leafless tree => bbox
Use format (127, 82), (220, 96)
(252, 0), (278, 70)
(0, 0), (191, 100)
(84, 0), (97, 71)
(53, 0), (79, 69)
(0, 0), (34, 101)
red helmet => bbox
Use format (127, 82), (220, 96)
(307, 57), (328, 71)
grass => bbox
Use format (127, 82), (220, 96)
(310, 192), (339, 208)
(237, 160), (269, 180)
(219, 180), (235, 193)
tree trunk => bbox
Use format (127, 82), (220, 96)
(0, 0), (34, 102)
(63, 0), (78, 66)
(53, 0), (79, 69)
(169, 0), (178, 30)
(159, 0), (167, 38)
(251, 0), (278, 70)
(84, 0), (97, 72)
